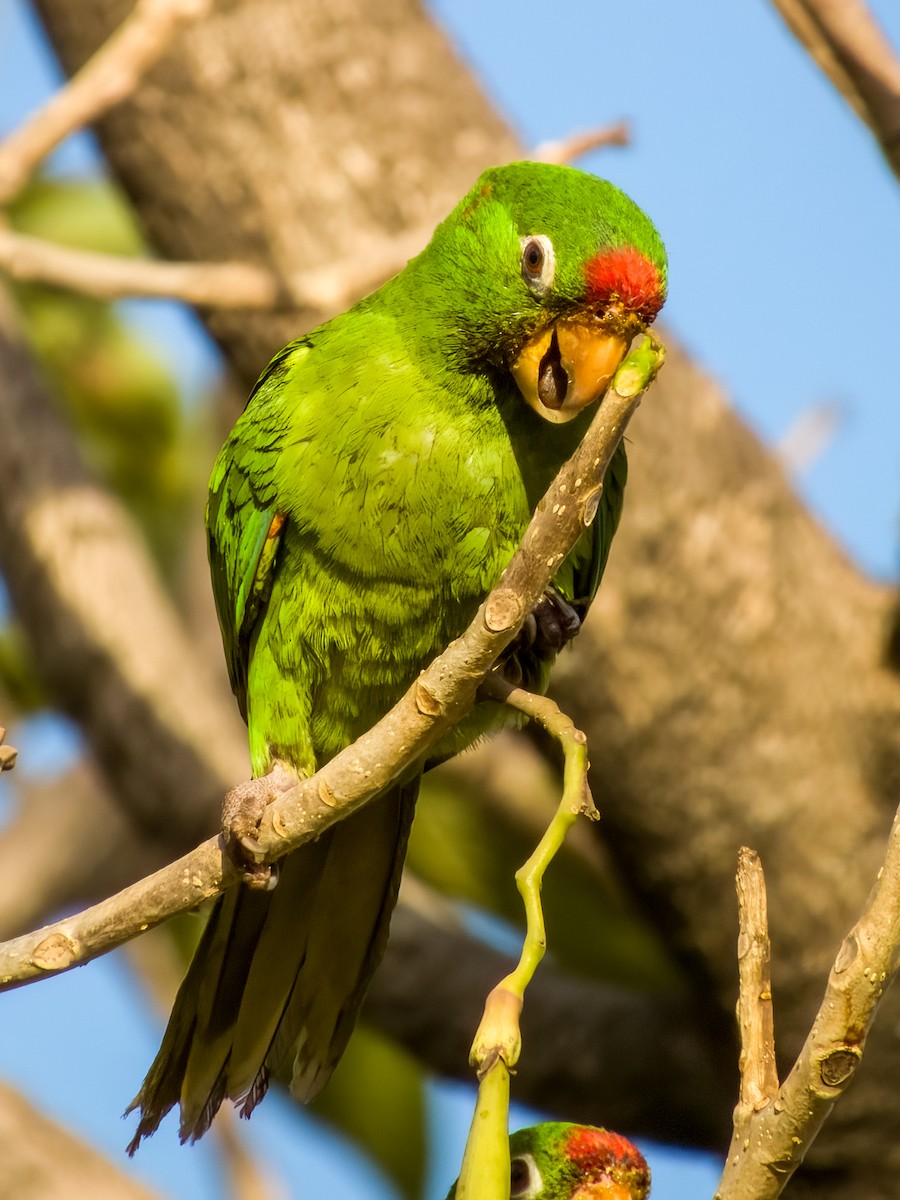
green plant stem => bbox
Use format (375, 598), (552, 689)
(454, 1059), (511, 1200)
(459, 677), (594, 1198)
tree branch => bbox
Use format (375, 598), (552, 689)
(716, 804), (900, 1197)
(0, 224), (282, 307)
(0, 723), (16, 772)
(533, 121), (630, 165)
(0, 759), (174, 939)
(733, 847), (778, 1118)
(0, 337), (664, 991)
(0, 0), (212, 204)
(770, 0), (900, 182)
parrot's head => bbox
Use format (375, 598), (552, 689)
(416, 162), (666, 425)
(508, 1122), (651, 1199)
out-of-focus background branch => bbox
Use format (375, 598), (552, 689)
(770, 0), (900, 181)
(1, 0), (900, 1197)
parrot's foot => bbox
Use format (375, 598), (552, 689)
(222, 761), (297, 889)
(499, 588), (582, 686)
(529, 588), (582, 656)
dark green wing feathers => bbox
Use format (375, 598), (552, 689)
(206, 344), (308, 718)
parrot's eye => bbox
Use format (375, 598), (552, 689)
(519, 234), (556, 295)
(510, 1152), (543, 1197)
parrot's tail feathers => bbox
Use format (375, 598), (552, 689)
(236, 1068), (271, 1120)
(274, 777), (420, 1099)
(273, 780), (418, 1101)
(127, 781), (417, 1148)
(124, 963), (205, 1153)
(125, 1102), (172, 1157)
(179, 1074), (228, 1145)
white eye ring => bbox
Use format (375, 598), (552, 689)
(510, 1151), (544, 1198)
(519, 234), (556, 295)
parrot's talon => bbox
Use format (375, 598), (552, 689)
(222, 763), (297, 883)
(236, 853), (279, 891)
(238, 834), (265, 862)
(498, 587), (583, 687)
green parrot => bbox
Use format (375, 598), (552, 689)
(445, 1124), (651, 1200)
(127, 162), (666, 1149)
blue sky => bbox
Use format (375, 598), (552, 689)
(1, 1), (899, 1197)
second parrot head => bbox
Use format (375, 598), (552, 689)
(413, 161), (667, 424)
(508, 1122), (651, 1199)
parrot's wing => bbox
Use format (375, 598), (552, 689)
(206, 341), (309, 718)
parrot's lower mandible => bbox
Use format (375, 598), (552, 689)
(128, 162), (667, 1148)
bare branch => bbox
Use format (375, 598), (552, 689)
(0, 760), (172, 939)
(716, 805), (900, 1198)
(214, 1108), (287, 1200)
(532, 121), (631, 166)
(770, 0), (900, 181)
(0, 224), (281, 307)
(0, 338), (664, 990)
(0, 0), (212, 204)
(733, 848), (779, 1118)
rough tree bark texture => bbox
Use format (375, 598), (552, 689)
(22, 0), (900, 1194)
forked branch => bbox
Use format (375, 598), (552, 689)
(717, 809), (900, 1198)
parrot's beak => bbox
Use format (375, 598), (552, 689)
(510, 309), (638, 425)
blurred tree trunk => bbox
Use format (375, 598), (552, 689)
(24, 0), (900, 1195)
(0, 1081), (160, 1200)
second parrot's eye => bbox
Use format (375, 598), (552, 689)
(520, 234), (556, 294)
(510, 1152), (543, 1197)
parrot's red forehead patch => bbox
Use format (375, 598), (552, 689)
(563, 1127), (650, 1182)
(584, 245), (665, 323)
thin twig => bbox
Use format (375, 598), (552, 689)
(0, 226), (281, 308)
(716, 804), (900, 1198)
(0, 0), (212, 205)
(467, 679), (593, 1072)
(0, 336), (665, 992)
(533, 121), (631, 166)
(458, 679), (594, 1200)
(733, 848), (779, 1117)
(770, 0), (900, 182)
